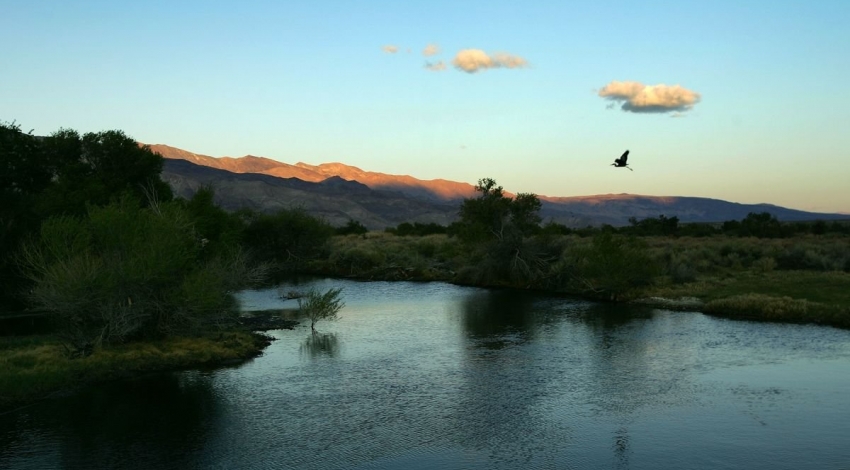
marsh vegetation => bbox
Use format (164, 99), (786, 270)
(2, 122), (849, 412)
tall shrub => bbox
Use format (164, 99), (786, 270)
(19, 198), (261, 354)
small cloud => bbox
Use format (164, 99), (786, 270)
(425, 61), (447, 72)
(423, 44), (440, 56)
(452, 49), (528, 73)
(598, 80), (700, 113)
(492, 52), (527, 69)
(382, 45), (399, 54)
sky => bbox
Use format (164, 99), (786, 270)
(2, 0), (849, 213)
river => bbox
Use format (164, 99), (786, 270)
(2, 279), (850, 469)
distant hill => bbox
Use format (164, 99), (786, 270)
(161, 159), (458, 229)
(150, 143), (850, 229)
(149, 144), (478, 202)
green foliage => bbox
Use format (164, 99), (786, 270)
(18, 198), (261, 354)
(241, 208), (334, 270)
(386, 221), (447, 236)
(539, 221), (573, 236)
(298, 288), (345, 331)
(336, 219), (369, 236)
(328, 245), (387, 275)
(567, 233), (659, 299)
(678, 222), (719, 237)
(450, 178), (546, 286)
(455, 178), (541, 244)
(0, 332), (268, 411)
(37, 129), (173, 216)
(180, 186), (245, 259)
(1, 123), (52, 308)
(704, 294), (813, 321)
(626, 215), (679, 236)
(0, 123), (175, 309)
(740, 212), (782, 238)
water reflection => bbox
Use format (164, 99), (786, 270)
(454, 289), (576, 466)
(0, 372), (221, 470)
(578, 303), (701, 416)
(4, 280), (850, 470)
(300, 332), (340, 358)
(459, 289), (538, 348)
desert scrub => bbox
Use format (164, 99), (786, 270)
(319, 233), (461, 280)
(703, 294), (849, 328)
(0, 331), (269, 412)
(565, 233), (659, 300)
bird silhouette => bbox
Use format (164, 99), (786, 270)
(612, 150), (632, 171)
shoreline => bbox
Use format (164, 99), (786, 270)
(5, 272), (849, 413)
(0, 329), (280, 414)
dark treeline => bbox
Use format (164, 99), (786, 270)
(343, 179), (850, 303)
(1, 122), (337, 354)
(382, 211), (850, 239)
(5, 121), (848, 350)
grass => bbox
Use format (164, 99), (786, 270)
(649, 270), (850, 306)
(701, 294), (848, 327)
(642, 270), (850, 327)
(0, 330), (270, 412)
(6, 232), (848, 410)
(317, 232), (850, 328)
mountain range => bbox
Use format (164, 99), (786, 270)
(150, 144), (850, 229)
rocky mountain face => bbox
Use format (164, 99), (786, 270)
(151, 144), (850, 229)
(161, 159), (459, 229)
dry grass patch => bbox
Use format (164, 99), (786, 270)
(0, 332), (267, 411)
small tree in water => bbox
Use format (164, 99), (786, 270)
(298, 288), (345, 332)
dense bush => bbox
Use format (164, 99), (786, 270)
(386, 222), (447, 236)
(241, 208), (334, 270)
(18, 198), (263, 354)
(1, 123), (173, 309)
(336, 219), (368, 236)
(298, 288), (345, 332)
(565, 233), (659, 299)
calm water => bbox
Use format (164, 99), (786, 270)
(2, 279), (850, 470)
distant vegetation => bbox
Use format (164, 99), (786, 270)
(2, 120), (849, 410)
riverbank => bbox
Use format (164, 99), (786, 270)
(638, 270), (850, 328)
(307, 232), (850, 329)
(0, 330), (276, 413)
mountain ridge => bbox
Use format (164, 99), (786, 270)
(148, 143), (850, 228)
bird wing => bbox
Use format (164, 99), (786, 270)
(620, 150), (629, 163)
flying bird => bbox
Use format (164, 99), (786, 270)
(612, 150), (632, 171)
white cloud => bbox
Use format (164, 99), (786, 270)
(598, 80), (701, 113)
(382, 45), (399, 54)
(452, 49), (528, 73)
(425, 61), (447, 72)
(423, 44), (440, 56)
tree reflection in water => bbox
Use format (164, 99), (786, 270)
(300, 332), (340, 358)
(0, 372), (221, 470)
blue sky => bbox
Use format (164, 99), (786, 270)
(3, 0), (849, 212)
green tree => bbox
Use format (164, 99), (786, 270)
(1, 123), (175, 309)
(241, 208), (334, 270)
(739, 212), (782, 238)
(0, 123), (52, 308)
(453, 178), (548, 286)
(456, 178), (541, 243)
(38, 129), (173, 216)
(182, 186), (245, 259)
(298, 288), (345, 332)
(627, 214), (679, 236)
(336, 219), (369, 236)
(568, 233), (659, 300)
(18, 197), (262, 354)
